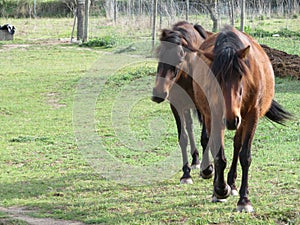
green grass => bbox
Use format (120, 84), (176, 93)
(0, 17), (299, 224)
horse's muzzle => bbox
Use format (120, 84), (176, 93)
(151, 88), (167, 103)
(223, 116), (240, 130)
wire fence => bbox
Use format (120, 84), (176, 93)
(86, 0), (300, 38)
(86, 0), (300, 54)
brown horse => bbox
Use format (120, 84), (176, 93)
(151, 21), (214, 184)
(192, 25), (292, 212)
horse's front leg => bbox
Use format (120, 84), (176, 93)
(170, 105), (192, 184)
(227, 128), (242, 196)
(206, 115), (231, 200)
(184, 109), (200, 169)
(237, 110), (258, 212)
(212, 138), (231, 200)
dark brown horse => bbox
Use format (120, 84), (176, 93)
(192, 25), (292, 212)
(151, 21), (214, 184)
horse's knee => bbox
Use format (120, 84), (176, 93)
(239, 149), (252, 168)
(179, 132), (188, 148)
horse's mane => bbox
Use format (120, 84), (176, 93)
(211, 26), (249, 83)
(159, 21), (202, 52)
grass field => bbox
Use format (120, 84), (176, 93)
(0, 17), (299, 224)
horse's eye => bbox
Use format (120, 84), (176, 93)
(239, 87), (243, 96)
(179, 49), (185, 58)
(174, 68), (179, 77)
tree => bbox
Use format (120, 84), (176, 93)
(228, 0), (235, 26)
(199, 1), (219, 32)
(240, 0), (245, 31)
(83, 0), (90, 42)
(185, 0), (189, 21)
(152, 0), (158, 49)
(77, 0), (85, 40)
(113, 0), (117, 23)
(105, 0), (114, 19)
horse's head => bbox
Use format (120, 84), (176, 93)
(151, 29), (189, 103)
(202, 29), (250, 130)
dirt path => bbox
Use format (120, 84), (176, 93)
(0, 207), (86, 225)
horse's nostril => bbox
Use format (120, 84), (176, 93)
(224, 117), (240, 130)
(234, 117), (240, 127)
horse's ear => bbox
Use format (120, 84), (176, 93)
(160, 29), (169, 40)
(181, 38), (188, 47)
(237, 45), (250, 59)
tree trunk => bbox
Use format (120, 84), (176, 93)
(77, 0), (85, 41)
(229, 0), (234, 26)
(152, 0), (157, 50)
(214, 0), (220, 31)
(240, 0), (245, 32)
(138, 0), (142, 15)
(185, 0), (189, 21)
(267, 0), (271, 18)
(113, 0), (117, 23)
(83, 0), (89, 42)
(105, 0), (114, 19)
(159, 0), (162, 29)
(258, 0), (263, 15)
(199, 2), (219, 32)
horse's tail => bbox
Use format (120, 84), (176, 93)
(265, 100), (293, 125)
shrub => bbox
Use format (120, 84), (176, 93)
(80, 36), (117, 48)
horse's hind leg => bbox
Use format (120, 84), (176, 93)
(184, 109), (200, 169)
(227, 129), (242, 196)
(171, 105), (192, 184)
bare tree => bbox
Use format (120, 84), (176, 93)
(63, 0), (77, 13)
(240, 0), (245, 31)
(113, 0), (117, 23)
(185, 0), (189, 21)
(228, 0), (235, 26)
(199, 1), (219, 32)
(83, 0), (89, 42)
(152, 0), (158, 49)
(77, 0), (85, 40)
(159, 0), (162, 29)
(105, 0), (114, 19)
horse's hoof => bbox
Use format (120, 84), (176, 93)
(180, 178), (193, 184)
(200, 165), (214, 179)
(237, 204), (254, 213)
(191, 163), (200, 170)
(214, 184), (231, 199)
(212, 195), (227, 203)
(231, 189), (239, 196)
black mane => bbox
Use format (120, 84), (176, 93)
(211, 26), (249, 83)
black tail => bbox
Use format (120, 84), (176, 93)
(265, 100), (292, 125)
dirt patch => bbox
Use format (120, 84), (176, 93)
(0, 207), (85, 225)
(261, 44), (300, 80)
